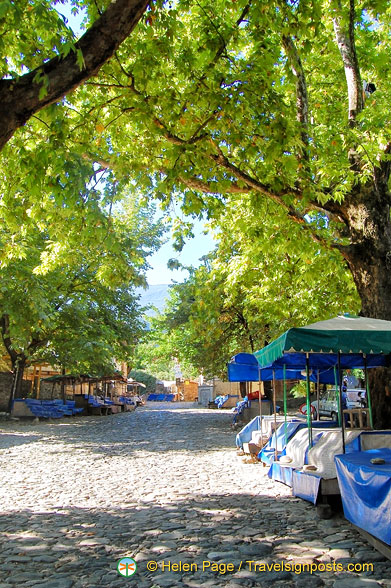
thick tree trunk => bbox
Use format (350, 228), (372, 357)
(340, 183), (391, 428)
(0, 0), (149, 151)
(9, 355), (27, 413)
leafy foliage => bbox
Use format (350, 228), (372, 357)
(0, 171), (163, 376)
(143, 196), (359, 378)
(128, 369), (157, 394)
(2, 0), (391, 424)
(133, 307), (199, 381)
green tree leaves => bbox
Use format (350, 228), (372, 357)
(141, 194), (360, 379)
(0, 161), (163, 378)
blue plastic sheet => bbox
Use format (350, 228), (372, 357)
(335, 448), (391, 545)
(270, 352), (389, 370)
(147, 393), (175, 401)
(267, 429), (327, 487)
(259, 420), (338, 465)
(268, 462), (294, 486)
(227, 353), (336, 383)
(259, 421), (305, 464)
(292, 470), (321, 504)
(236, 416), (261, 448)
(215, 394), (229, 408)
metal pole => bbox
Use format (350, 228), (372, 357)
(316, 370), (320, 421)
(258, 369), (263, 444)
(273, 369), (278, 462)
(333, 365), (341, 426)
(283, 365), (288, 447)
(258, 370), (262, 416)
(363, 354), (373, 429)
(260, 379), (265, 444)
(338, 352), (346, 454)
(305, 353), (312, 448)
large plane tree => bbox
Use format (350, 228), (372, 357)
(3, 0), (391, 425)
(58, 0), (391, 425)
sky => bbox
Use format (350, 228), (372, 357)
(59, 2), (216, 285)
(146, 216), (216, 285)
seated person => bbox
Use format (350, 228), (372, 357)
(357, 390), (366, 407)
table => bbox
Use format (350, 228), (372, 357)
(335, 448), (391, 545)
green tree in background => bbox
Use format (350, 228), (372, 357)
(128, 369), (157, 394)
(148, 196), (359, 379)
(133, 307), (199, 381)
(0, 175), (162, 409)
(3, 0), (391, 424)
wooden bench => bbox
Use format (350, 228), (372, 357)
(343, 408), (371, 429)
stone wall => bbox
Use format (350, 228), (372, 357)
(39, 381), (74, 400)
(0, 372), (32, 412)
(213, 380), (240, 396)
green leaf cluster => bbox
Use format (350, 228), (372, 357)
(141, 194), (359, 378)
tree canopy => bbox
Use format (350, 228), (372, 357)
(0, 0), (150, 149)
(0, 162), (163, 406)
(3, 0), (391, 424)
(142, 195), (359, 379)
(34, 0), (390, 310)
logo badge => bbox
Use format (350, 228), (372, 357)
(117, 557), (137, 577)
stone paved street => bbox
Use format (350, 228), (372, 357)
(0, 403), (390, 588)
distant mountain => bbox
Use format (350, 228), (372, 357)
(136, 284), (170, 316)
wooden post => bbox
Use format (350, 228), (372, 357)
(32, 365), (38, 397)
(36, 365), (42, 399)
(61, 368), (66, 403)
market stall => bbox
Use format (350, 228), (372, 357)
(253, 315), (391, 506)
(335, 447), (391, 554)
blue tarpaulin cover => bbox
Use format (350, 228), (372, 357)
(258, 352), (389, 370)
(292, 470), (321, 504)
(228, 353), (336, 383)
(235, 415), (261, 448)
(259, 420), (338, 465)
(215, 395), (229, 408)
(268, 430), (327, 487)
(260, 421), (305, 458)
(268, 462), (294, 486)
(335, 448), (391, 545)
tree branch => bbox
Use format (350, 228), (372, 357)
(282, 35), (309, 163)
(176, 174), (249, 195)
(0, 0), (149, 150)
(333, 0), (364, 127)
(0, 315), (18, 364)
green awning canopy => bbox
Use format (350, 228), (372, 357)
(254, 315), (391, 367)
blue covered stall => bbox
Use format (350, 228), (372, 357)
(252, 315), (391, 510)
(335, 449), (391, 545)
(230, 352), (335, 451)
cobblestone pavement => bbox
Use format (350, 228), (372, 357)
(0, 403), (390, 588)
